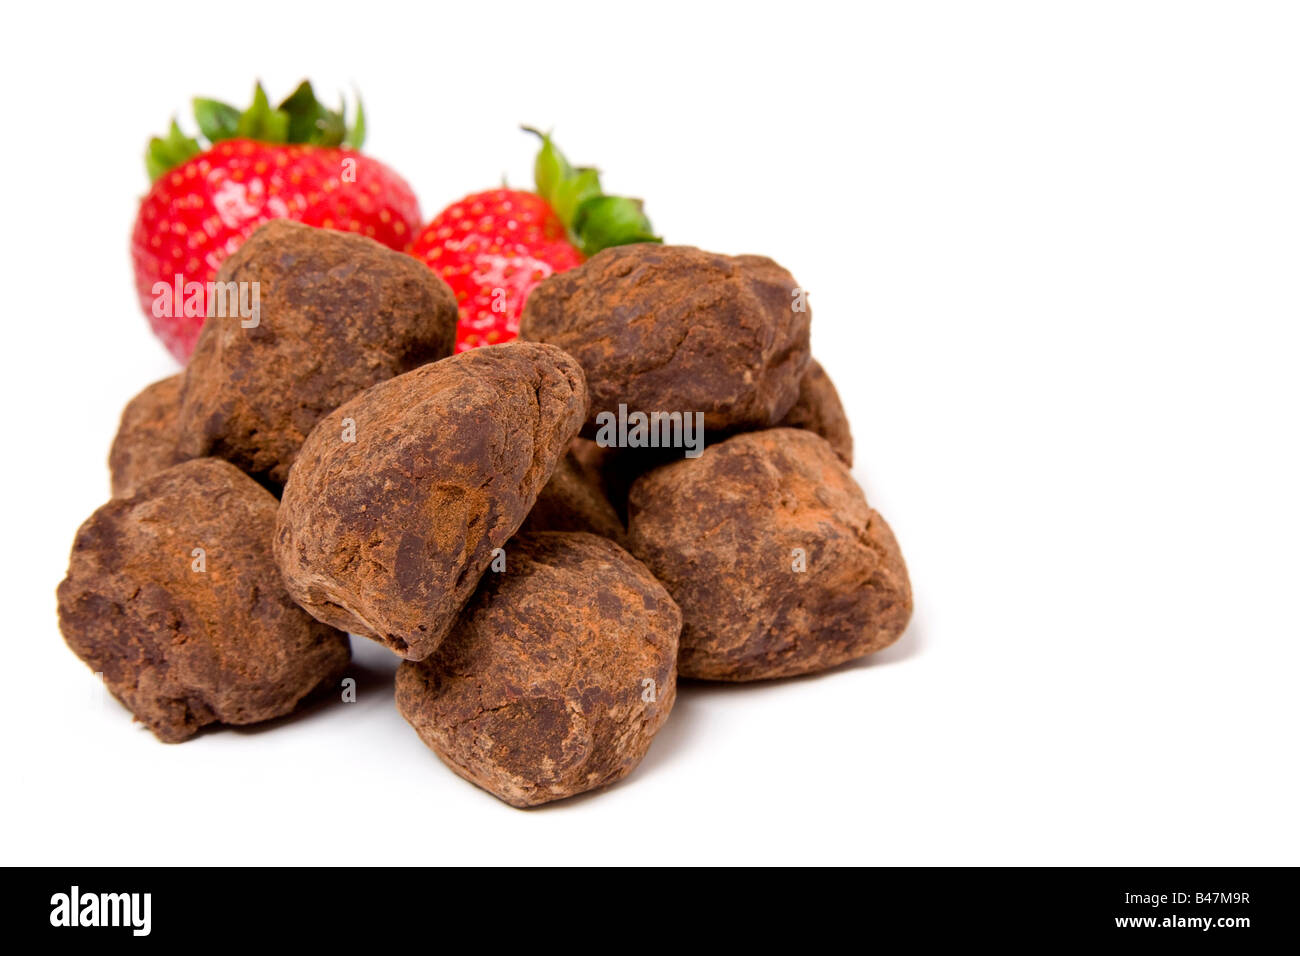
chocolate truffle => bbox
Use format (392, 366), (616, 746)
(57, 458), (350, 742)
(395, 532), (680, 807)
(567, 438), (682, 524)
(176, 219), (458, 487)
(275, 342), (588, 661)
(108, 374), (185, 498)
(778, 359), (853, 466)
(520, 447), (626, 544)
(627, 428), (911, 681)
(519, 244), (811, 432)
(567, 437), (616, 498)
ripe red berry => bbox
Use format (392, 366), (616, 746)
(409, 129), (658, 352)
(410, 189), (582, 352)
(130, 82), (421, 361)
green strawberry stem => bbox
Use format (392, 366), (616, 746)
(523, 127), (660, 257)
(146, 81), (366, 182)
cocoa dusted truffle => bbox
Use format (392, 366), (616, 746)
(108, 374), (185, 498)
(57, 458), (350, 742)
(778, 359), (853, 466)
(275, 342), (588, 661)
(520, 446), (626, 544)
(567, 437), (617, 497)
(565, 439), (680, 525)
(627, 428), (911, 681)
(519, 244), (811, 432)
(395, 532), (680, 807)
(176, 219), (458, 487)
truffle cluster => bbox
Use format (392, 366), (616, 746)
(59, 222), (910, 806)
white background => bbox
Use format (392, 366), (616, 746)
(1, 1), (1296, 866)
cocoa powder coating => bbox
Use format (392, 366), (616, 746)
(519, 244), (811, 432)
(564, 438), (683, 525)
(274, 342), (589, 661)
(176, 219), (458, 487)
(627, 428), (911, 681)
(108, 374), (185, 498)
(566, 437), (617, 499)
(395, 532), (680, 807)
(57, 458), (351, 742)
(778, 359), (853, 466)
(520, 446), (626, 544)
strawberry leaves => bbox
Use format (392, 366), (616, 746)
(523, 127), (660, 256)
(146, 81), (367, 181)
(145, 121), (202, 183)
(342, 98), (366, 150)
(233, 83), (291, 143)
(193, 99), (241, 142)
(279, 81), (347, 146)
(573, 196), (658, 256)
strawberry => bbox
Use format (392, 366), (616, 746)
(409, 129), (658, 352)
(131, 81), (421, 361)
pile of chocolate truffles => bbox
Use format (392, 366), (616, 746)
(58, 220), (912, 807)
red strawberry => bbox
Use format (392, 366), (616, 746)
(131, 81), (421, 361)
(410, 189), (581, 351)
(409, 129), (658, 352)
